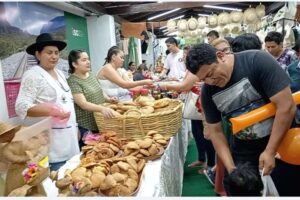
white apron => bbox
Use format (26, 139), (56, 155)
(34, 66), (80, 163)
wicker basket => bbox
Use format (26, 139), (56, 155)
(94, 99), (183, 140)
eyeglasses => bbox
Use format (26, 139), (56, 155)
(217, 47), (232, 54)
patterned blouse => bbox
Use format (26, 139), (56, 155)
(15, 67), (58, 119)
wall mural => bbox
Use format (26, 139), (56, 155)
(0, 2), (68, 80)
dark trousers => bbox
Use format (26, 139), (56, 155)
(50, 161), (66, 171)
(271, 159), (300, 196)
(191, 120), (215, 167)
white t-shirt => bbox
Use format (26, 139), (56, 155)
(164, 50), (186, 79)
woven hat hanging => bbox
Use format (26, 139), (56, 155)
(177, 19), (188, 32)
(167, 20), (177, 32)
(230, 11), (244, 23)
(230, 23), (242, 35)
(244, 7), (258, 24)
(218, 12), (230, 26)
(188, 17), (198, 31)
(220, 24), (230, 36)
(256, 3), (266, 18)
(198, 17), (207, 29)
(208, 14), (218, 28)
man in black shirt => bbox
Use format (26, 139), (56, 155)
(186, 43), (296, 195)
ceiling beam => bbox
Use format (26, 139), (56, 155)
(105, 2), (221, 15)
(266, 2), (285, 15)
(126, 12), (153, 22)
(75, 2), (107, 15)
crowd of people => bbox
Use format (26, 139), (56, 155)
(13, 28), (300, 196)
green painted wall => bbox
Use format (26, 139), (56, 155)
(64, 12), (90, 54)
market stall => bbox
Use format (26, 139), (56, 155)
(43, 119), (190, 197)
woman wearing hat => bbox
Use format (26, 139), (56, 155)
(15, 33), (80, 171)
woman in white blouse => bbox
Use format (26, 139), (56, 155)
(15, 33), (80, 171)
(97, 46), (153, 102)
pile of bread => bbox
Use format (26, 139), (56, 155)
(54, 130), (170, 196)
(105, 97), (171, 115)
(80, 132), (124, 165)
(55, 156), (145, 196)
(123, 130), (169, 158)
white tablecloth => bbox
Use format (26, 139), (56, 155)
(44, 119), (191, 197)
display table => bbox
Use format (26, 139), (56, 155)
(43, 119), (191, 197)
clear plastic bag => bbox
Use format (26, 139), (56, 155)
(261, 168), (279, 196)
(183, 91), (202, 120)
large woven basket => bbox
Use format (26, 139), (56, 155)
(94, 99), (183, 140)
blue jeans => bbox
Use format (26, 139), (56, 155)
(50, 161), (66, 171)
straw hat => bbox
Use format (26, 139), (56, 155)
(178, 31), (185, 37)
(230, 23), (242, 35)
(0, 122), (21, 143)
(256, 4), (266, 18)
(218, 12), (230, 26)
(177, 19), (188, 32)
(220, 25), (230, 36)
(244, 7), (258, 24)
(230, 11), (243, 23)
(190, 30), (198, 37)
(208, 14), (218, 28)
(188, 17), (198, 31)
(167, 20), (177, 32)
(198, 17), (206, 29)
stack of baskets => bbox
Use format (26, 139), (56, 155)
(94, 99), (183, 140)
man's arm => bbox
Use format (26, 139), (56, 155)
(259, 86), (296, 175)
(207, 122), (236, 173)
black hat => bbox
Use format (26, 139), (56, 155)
(26, 33), (67, 55)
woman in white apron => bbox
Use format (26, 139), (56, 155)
(15, 33), (79, 171)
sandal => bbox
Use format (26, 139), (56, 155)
(188, 160), (206, 168)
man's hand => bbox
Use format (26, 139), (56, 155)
(259, 150), (276, 175)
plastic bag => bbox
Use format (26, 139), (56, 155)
(183, 91), (202, 120)
(261, 169), (279, 196)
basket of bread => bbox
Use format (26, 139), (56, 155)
(94, 96), (182, 140)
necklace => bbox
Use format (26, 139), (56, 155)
(56, 80), (70, 92)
